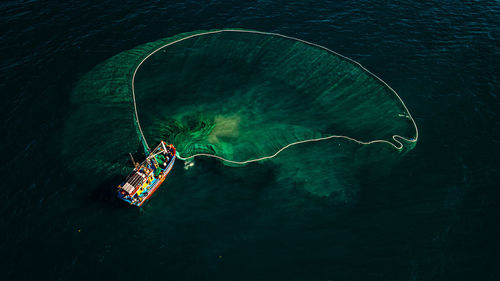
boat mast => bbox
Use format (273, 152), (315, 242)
(129, 153), (137, 167)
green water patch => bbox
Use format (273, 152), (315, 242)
(63, 29), (417, 197)
(134, 30), (417, 163)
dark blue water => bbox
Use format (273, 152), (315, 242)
(1, 1), (499, 280)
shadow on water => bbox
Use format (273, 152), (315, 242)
(85, 144), (147, 209)
(88, 175), (130, 208)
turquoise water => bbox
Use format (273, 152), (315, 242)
(1, 1), (499, 280)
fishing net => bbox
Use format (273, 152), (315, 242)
(133, 30), (417, 163)
(63, 29), (417, 197)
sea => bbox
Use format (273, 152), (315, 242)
(1, 1), (499, 280)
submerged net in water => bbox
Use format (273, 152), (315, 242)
(132, 30), (417, 164)
(64, 29), (417, 197)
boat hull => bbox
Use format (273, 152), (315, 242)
(137, 156), (175, 206)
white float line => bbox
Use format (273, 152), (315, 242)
(176, 134), (410, 165)
(131, 29), (418, 164)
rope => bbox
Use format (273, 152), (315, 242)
(131, 29), (418, 165)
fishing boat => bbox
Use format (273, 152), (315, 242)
(117, 141), (176, 206)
